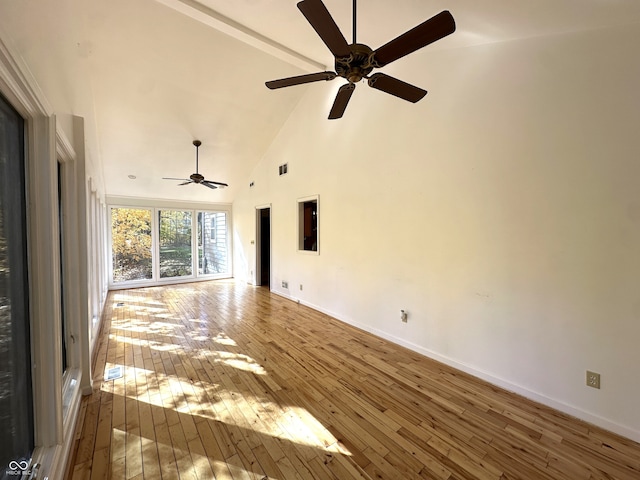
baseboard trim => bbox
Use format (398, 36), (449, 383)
(272, 289), (640, 444)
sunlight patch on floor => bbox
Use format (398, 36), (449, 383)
(212, 351), (267, 375)
(211, 332), (237, 346)
(104, 363), (348, 455)
(107, 333), (184, 352)
(112, 293), (166, 306)
(110, 318), (180, 332)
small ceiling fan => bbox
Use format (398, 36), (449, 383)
(163, 140), (228, 189)
(265, 0), (456, 119)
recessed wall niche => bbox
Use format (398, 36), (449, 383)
(297, 194), (319, 254)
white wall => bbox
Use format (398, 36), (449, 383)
(1, 13), (110, 477)
(233, 23), (640, 441)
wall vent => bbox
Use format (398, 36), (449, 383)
(279, 163), (288, 176)
(105, 365), (123, 381)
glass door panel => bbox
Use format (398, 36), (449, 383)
(0, 93), (34, 471)
(159, 210), (192, 278)
(198, 211), (228, 276)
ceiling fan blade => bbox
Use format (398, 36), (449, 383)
(297, 0), (351, 59)
(372, 10), (455, 67)
(201, 181), (218, 190)
(328, 83), (355, 119)
(178, 180), (193, 186)
(367, 73), (427, 103)
(203, 180), (228, 187)
(163, 177), (190, 181)
(266, 71), (337, 89)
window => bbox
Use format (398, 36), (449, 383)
(111, 208), (153, 282)
(0, 92), (34, 471)
(298, 195), (319, 253)
(109, 205), (231, 286)
(198, 212), (228, 275)
(57, 161), (68, 374)
(209, 216), (216, 241)
(159, 210), (192, 278)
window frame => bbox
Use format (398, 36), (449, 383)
(107, 198), (232, 289)
(1, 28), (100, 480)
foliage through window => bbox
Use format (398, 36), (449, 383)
(159, 210), (193, 278)
(110, 206), (230, 285)
(111, 208), (153, 282)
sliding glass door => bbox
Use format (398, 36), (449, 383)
(110, 206), (230, 287)
(0, 93), (34, 471)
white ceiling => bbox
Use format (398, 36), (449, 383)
(2, 0), (640, 203)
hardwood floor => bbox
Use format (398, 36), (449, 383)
(65, 280), (640, 479)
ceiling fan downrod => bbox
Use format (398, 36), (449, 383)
(352, 0), (357, 44)
(193, 139), (201, 173)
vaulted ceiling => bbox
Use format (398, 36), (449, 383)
(2, 0), (640, 203)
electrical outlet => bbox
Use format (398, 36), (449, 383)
(400, 310), (408, 323)
(282, 281), (288, 289)
(299, 284), (303, 291)
(586, 371), (601, 389)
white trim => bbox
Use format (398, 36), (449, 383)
(0, 25), (52, 118)
(56, 375), (83, 478)
(108, 274), (230, 291)
(56, 128), (76, 163)
(272, 290), (640, 444)
(28, 114), (64, 448)
(71, 116), (94, 396)
(106, 194), (232, 210)
(85, 182), (110, 357)
(154, 0), (325, 72)
(57, 133), (82, 404)
(0, 28), (92, 479)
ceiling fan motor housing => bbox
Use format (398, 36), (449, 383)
(190, 173), (204, 183)
(335, 43), (374, 83)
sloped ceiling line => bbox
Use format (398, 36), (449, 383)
(154, 0), (326, 72)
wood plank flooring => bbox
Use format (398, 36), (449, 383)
(65, 280), (640, 479)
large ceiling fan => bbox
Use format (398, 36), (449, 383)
(163, 140), (228, 189)
(265, 0), (456, 119)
